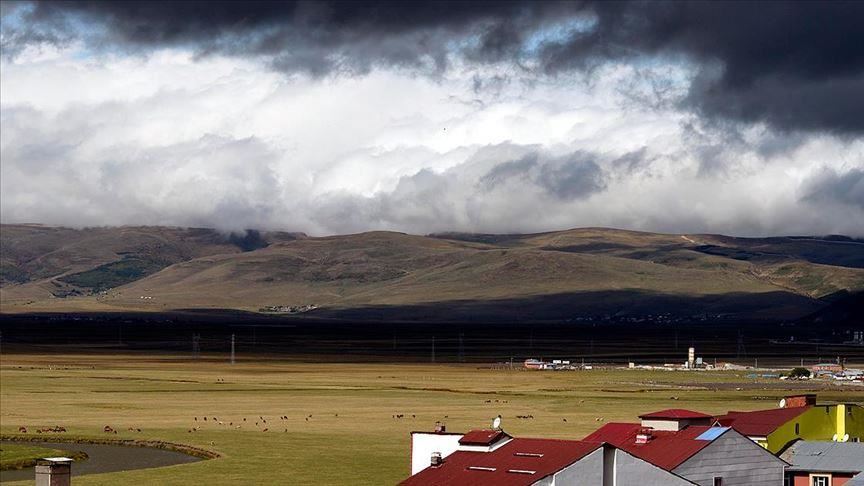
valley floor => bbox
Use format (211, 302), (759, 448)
(1, 353), (863, 485)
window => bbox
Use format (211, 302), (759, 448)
(713, 477), (722, 486)
(811, 475), (830, 486)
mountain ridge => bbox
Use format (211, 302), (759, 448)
(2, 224), (862, 320)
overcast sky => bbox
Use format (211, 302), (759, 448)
(1, 1), (862, 236)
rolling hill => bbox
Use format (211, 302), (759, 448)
(1, 224), (862, 321)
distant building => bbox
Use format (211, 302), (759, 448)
(523, 359), (544, 370)
(781, 441), (864, 486)
(715, 395), (864, 453)
(812, 364), (844, 374)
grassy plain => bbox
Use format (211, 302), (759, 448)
(1, 352), (863, 485)
(0, 444), (76, 470)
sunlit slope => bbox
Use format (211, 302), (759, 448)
(1, 225), (861, 318)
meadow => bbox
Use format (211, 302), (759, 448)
(2, 352), (863, 485)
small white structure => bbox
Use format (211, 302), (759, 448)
(35, 457), (72, 486)
(410, 425), (463, 475)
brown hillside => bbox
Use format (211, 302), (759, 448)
(1, 225), (862, 319)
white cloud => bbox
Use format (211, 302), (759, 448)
(1, 47), (862, 236)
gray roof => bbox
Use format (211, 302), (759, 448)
(848, 472), (864, 486)
(781, 441), (864, 473)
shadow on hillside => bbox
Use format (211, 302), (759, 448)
(313, 289), (824, 323)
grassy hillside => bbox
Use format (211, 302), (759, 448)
(1, 225), (862, 320)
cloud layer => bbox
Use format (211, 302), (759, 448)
(1, 1), (863, 236)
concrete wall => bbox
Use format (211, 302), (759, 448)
(613, 449), (695, 486)
(766, 404), (864, 453)
(541, 447), (695, 486)
(546, 447), (604, 486)
(410, 432), (462, 475)
(674, 429), (785, 486)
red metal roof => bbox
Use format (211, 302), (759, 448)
(458, 429), (509, 446)
(715, 406), (811, 437)
(401, 438), (602, 486)
(639, 409), (713, 420)
(583, 423), (721, 470)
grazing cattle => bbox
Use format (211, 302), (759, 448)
(262, 428), (268, 432)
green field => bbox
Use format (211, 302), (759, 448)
(1, 353), (863, 485)
(0, 443), (78, 470)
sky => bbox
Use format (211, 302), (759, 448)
(1, 1), (862, 237)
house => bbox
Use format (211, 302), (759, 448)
(404, 426), (695, 485)
(780, 441), (864, 486)
(584, 410), (787, 485)
(715, 395), (864, 453)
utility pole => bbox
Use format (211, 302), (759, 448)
(230, 334), (235, 365)
(192, 334), (200, 359)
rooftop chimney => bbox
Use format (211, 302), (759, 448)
(430, 451), (444, 467)
(35, 457), (72, 486)
(635, 427), (654, 444)
(435, 422), (446, 433)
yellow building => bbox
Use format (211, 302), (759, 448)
(716, 395), (864, 453)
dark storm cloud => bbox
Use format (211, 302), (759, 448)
(3, 1), (864, 133)
(479, 150), (607, 200)
(803, 168), (864, 209)
(2, 0), (569, 74)
(538, 1), (864, 134)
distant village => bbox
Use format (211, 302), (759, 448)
(520, 346), (864, 384)
(258, 304), (318, 314)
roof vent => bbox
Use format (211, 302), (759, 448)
(513, 452), (544, 457)
(430, 452), (443, 467)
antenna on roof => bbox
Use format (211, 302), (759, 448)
(492, 415), (502, 430)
